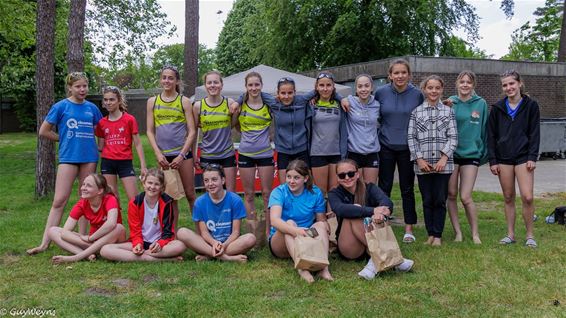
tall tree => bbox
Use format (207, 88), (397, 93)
(502, 0), (563, 62)
(66, 0), (87, 72)
(558, 0), (566, 61)
(35, 0), (57, 197)
(216, 0), (480, 73)
(184, 0), (199, 96)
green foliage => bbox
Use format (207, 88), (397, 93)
(0, 0), (69, 131)
(216, 0), (480, 73)
(440, 36), (491, 59)
(85, 0), (177, 69)
(501, 0), (563, 62)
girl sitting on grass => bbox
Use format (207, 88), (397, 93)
(48, 173), (125, 264)
(268, 159), (333, 283)
(100, 169), (186, 261)
(177, 164), (256, 262)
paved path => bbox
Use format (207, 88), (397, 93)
(474, 158), (566, 197)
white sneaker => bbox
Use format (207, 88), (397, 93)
(395, 258), (414, 272)
(358, 258), (377, 280)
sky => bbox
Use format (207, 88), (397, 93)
(156, 0), (544, 59)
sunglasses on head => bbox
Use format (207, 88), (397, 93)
(103, 86), (120, 93)
(337, 170), (357, 180)
(202, 162), (223, 170)
(317, 73), (334, 80)
(278, 77), (295, 84)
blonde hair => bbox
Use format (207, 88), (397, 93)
(420, 75), (445, 91)
(65, 72), (89, 97)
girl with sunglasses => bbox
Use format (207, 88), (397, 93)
(268, 159), (333, 283)
(28, 72), (103, 255)
(146, 65), (197, 229)
(328, 159), (414, 280)
(96, 86), (147, 201)
(177, 164), (256, 262)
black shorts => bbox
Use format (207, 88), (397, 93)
(496, 156), (529, 166)
(100, 158), (135, 178)
(143, 241), (152, 250)
(347, 152), (380, 168)
(268, 236), (278, 258)
(238, 154), (274, 168)
(454, 158), (480, 166)
(277, 151), (309, 170)
(310, 155), (341, 168)
(165, 152), (193, 163)
(200, 155), (237, 168)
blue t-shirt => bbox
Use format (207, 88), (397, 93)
(268, 184), (326, 237)
(192, 191), (246, 243)
(45, 98), (103, 163)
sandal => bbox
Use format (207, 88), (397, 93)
(403, 233), (416, 243)
(499, 236), (516, 245)
(525, 238), (538, 248)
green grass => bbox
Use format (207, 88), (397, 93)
(0, 133), (565, 317)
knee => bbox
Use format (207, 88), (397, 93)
(51, 198), (68, 210)
(521, 195), (534, 206)
(244, 190), (255, 202)
(243, 233), (257, 247)
(47, 226), (61, 240)
(176, 227), (191, 240)
(447, 191), (458, 201)
(503, 193), (515, 204)
(313, 221), (330, 233)
(460, 194), (473, 206)
(99, 245), (113, 259)
(113, 224), (125, 235)
(286, 220), (297, 227)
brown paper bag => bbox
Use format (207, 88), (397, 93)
(292, 235), (329, 271)
(327, 216), (338, 253)
(163, 168), (185, 200)
(365, 222), (404, 272)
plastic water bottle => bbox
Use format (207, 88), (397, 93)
(545, 214), (555, 224)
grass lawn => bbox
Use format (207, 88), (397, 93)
(0, 133), (564, 317)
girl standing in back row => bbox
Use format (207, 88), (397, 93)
(488, 70), (540, 248)
(446, 71), (488, 244)
(96, 86), (147, 201)
(28, 72), (103, 255)
(375, 59), (424, 243)
(146, 65), (197, 229)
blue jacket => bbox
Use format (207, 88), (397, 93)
(375, 83), (424, 151)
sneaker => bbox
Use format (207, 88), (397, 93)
(394, 258), (414, 272)
(358, 259), (377, 280)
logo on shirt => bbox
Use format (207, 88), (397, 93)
(470, 111), (480, 124)
(66, 118), (78, 129)
(118, 127), (124, 133)
(206, 220), (216, 232)
(105, 128), (110, 134)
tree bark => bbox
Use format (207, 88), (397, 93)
(66, 0), (87, 72)
(184, 0), (199, 97)
(557, 0), (566, 62)
(35, 0), (57, 198)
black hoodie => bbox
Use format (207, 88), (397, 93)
(487, 95), (540, 165)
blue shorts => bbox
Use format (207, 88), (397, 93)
(100, 158), (135, 178)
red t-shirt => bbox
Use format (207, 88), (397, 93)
(95, 113), (139, 160)
(69, 194), (123, 235)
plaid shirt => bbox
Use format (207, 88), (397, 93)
(408, 101), (458, 175)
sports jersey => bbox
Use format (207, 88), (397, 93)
(153, 94), (187, 156)
(69, 194), (122, 235)
(199, 97), (234, 159)
(192, 191), (246, 243)
(238, 102), (273, 158)
(95, 112), (138, 160)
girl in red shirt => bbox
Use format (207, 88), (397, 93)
(100, 169), (186, 261)
(47, 174), (126, 264)
(96, 86), (147, 200)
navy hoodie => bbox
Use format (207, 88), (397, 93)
(375, 83), (424, 151)
(487, 95), (540, 165)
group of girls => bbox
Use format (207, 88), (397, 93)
(27, 58), (540, 282)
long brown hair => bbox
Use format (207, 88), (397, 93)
(336, 159), (365, 205)
(314, 71), (336, 104)
(388, 58), (412, 75)
(103, 86), (128, 112)
(243, 71), (263, 103)
(286, 159), (313, 192)
(160, 65), (183, 94)
(500, 69), (526, 96)
(88, 173), (112, 196)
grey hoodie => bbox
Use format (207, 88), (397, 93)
(346, 95), (380, 154)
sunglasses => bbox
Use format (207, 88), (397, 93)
(278, 77), (295, 84)
(103, 86), (120, 93)
(201, 162), (224, 170)
(317, 73), (334, 80)
(337, 170), (357, 180)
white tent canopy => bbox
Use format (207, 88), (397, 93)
(194, 64), (352, 100)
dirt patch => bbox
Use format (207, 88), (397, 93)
(143, 274), (159, 283)
(1, 252), (21, 265)
(112, 278), (134, 288)
(84, 287), (116, 297)
(266, 291), (285, 300)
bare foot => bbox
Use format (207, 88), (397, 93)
(472, 236), (482, 244)
(175, 256), (184, 261)
(219, 254), (248, 263)
(87, 254), (97, 262)
(52, 255), (76, 265)
(424, 236), (434, 245)
(297, 269), (315, 283)
(454, 233), (463, 242)
(318, 268), (334, 281)
(432, 238), (442, 246)
(195, 254), (211, 262)
(27, 245), (48, 255)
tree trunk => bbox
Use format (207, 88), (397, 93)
(557, 0), (566, 62)
(35, 0), (57, 198)
(66, 0), (87, 72)
(184, 0), (199, 97)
